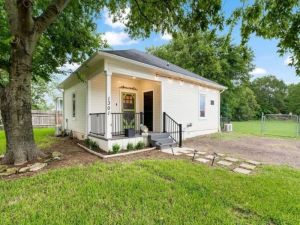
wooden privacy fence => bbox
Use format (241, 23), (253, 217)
(0, 110), (62, 129)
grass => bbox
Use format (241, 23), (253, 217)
(0, 128), (55, 155)
(232, 120), (299, 138)
(0, 160), (299, 224)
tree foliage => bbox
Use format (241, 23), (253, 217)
(230, 0), (300, 75)
(287, 83), (300, 115)
(147, 32), (255, 119)
(251, 75), (288, 114)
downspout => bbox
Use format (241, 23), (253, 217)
(218, 88), (226, 132)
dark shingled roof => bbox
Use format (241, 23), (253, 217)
(101, 49), (222, 87)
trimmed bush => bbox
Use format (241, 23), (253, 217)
(126, 143), (134, 151)
(90, 141), (99, 151)
(84, 138), (91, 146)
(135, 141), (145, 150)
(112, 143), (121, 154)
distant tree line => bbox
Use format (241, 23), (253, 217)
(148, 32), (300, 121)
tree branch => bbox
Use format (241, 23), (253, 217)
(4, 0), (19, 35)
(34, 0), (71, 34)
(133, 0), (155, 24)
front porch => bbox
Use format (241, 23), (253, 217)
(87, 72), (163, 151)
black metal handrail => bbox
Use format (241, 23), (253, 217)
(90, 113), (105, 136)
(112, 112), (144, 136)
(163, 112), (182, 147)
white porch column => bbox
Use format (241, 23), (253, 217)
(104, 70), (112, 139)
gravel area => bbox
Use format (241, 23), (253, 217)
(184, 135), (300, 168)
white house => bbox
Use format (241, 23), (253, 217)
(59, 49), (226, 152)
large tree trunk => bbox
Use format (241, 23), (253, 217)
(0, 38), (43, 165)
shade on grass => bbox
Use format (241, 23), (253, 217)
(0, 160), (299, 224)
(0, 128), (55, 154)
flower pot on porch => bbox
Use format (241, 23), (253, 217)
(125, 128), (135, 137)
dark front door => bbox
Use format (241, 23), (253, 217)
(143, 91), (153, 131)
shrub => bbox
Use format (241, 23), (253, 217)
(135, 141), (145, 150)
(127, 143), (134, 151)
(90, 141), (99, 151)
(112, 143), (121, 154)
(84, 138), (91, 146)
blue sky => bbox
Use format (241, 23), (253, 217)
(94, 3), (299, 84)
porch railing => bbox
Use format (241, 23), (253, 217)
(89, 112), (144, 137)
(90, 113), (106, 136)
(163, 112), (182, 147)
(112, 112), (144, 136)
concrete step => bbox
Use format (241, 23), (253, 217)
(149, 132), (170, 140)
(156, 142), (178, 150)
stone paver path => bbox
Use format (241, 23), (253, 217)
(246, 160), (261, 165)
(240, 163), (256, 170)
(217, 160), (232, 166)
(224, 157), (239, 162)
(195, 158), (210, 163)
(233, 167), (252, 175)
(161, 146), (262, 175)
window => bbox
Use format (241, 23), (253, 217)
(199, 94), (206, 117)
(72, 93), (76, 117)
(211, 100), (215, 105)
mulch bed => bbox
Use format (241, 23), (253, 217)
(1, 137), (182, 180)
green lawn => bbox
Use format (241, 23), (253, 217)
(0, 161), (299, 224)
(0, 128), (55, 155)
(232, 120), (300, 138)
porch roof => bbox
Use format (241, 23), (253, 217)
(101, 49), (225, 90)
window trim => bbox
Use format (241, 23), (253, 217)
(199, 93), (206, 119)
(72, 92), (76, 118)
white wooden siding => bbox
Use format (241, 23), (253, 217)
(63, 81), (87, 139)
(160, 77), (220, 139)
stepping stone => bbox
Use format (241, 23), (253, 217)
(216, 153), (225, 157)
(246, 160), (261, 165)
(19, 166), (31, 173)
(233, 167), (251, 175)
(196, 151), (207, 155)
(29, 163), (47, 172)
(161, 149), (173, 154)
(195, 158), (210, 163)
(0, 167), (18, 176)
(217, 160), (232, 166)
(186, 153), (195, 157)
(205, 155), (215, 160)
(225, 157), (239, 162)
(0, 154), (4, 159)
(173, 152), (182, 156)
(240, 163), (256, 170)
(0, 165), (8, 173)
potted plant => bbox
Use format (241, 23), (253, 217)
(123, 118), (135, 137)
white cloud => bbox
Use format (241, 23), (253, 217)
(160, 33), (172, 41)
(103, 8), (129, 29)
(103, 31), (138, 46)
(250, 67), (268, 77)
(284, 56), (293, 66)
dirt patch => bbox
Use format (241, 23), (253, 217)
(184, 135), (300, 168)
(2, 137), (181, 180)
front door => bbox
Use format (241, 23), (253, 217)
(122, 92), (136, 129)
(143, 91), (153, 131)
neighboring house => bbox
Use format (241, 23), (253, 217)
(59, 49), (226, 151)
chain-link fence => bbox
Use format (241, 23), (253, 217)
(261, 113), (300, 138)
